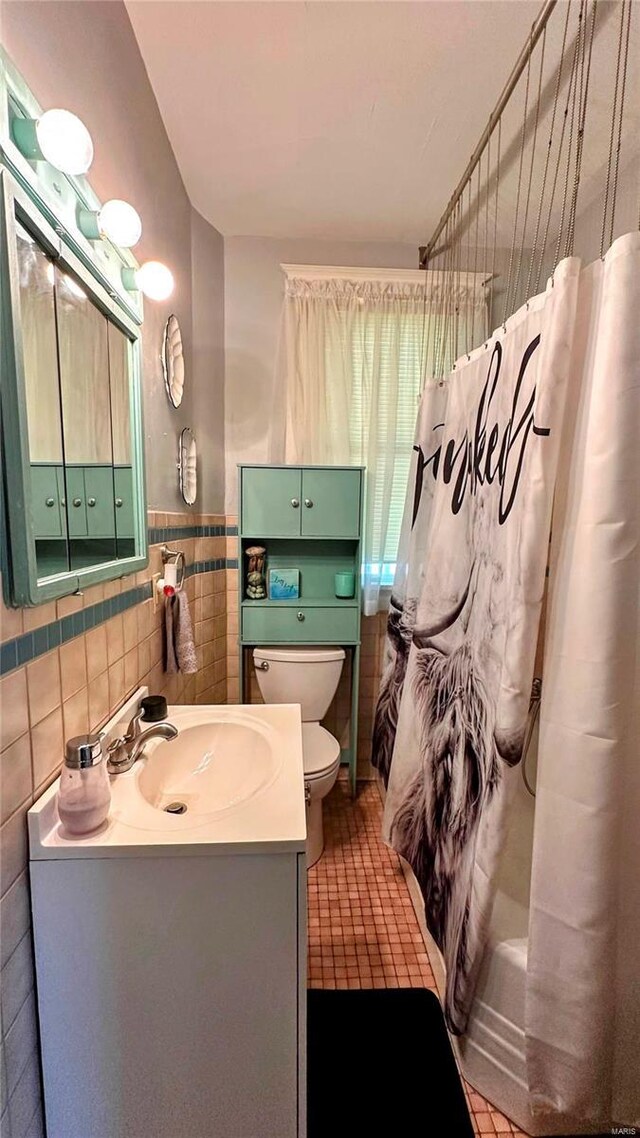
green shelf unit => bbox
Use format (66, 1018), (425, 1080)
(238, 464), (364, 796)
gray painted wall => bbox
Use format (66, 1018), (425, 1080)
(572, 154), (639, 264)
(191, 206), (225, 511)
(223, 235), (418, 510)
(533, 154), (639, 290)
(2, 0), (225, 513)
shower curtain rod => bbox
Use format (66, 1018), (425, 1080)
(419, 0), (558, 268)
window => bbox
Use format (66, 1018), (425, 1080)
(346, 308), (426, 588)
(282, 266), (486, 612)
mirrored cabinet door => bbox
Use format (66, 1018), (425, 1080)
(15, 221), (70, 579)
(108, 322), (136, 559)
(5, 184), (147, 601)
(55, 268), (118, 570)
(2, 167), (147, 607)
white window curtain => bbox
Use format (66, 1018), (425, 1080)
(281, 266), (488, 614)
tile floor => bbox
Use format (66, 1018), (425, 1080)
(308, 781), (532, 1138)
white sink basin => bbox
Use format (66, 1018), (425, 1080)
(28, 690), (306, 857)
(136, 715), (281, 820)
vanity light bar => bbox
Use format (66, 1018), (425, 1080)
(12, 106), (173, 294)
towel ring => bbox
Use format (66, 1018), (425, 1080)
(161, 544), (185, 591)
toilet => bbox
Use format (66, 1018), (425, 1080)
(253, 645), (345, 867)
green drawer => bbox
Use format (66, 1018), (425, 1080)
(242, 604), (359, 644)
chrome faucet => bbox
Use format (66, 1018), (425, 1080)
(107, 699), (178, 775)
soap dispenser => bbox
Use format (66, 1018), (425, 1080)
(57, 734), (111, 836)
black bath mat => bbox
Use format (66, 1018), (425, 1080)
(307, 987), (474, 1137)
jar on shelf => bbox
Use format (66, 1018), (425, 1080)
(245, 545), (267, 599)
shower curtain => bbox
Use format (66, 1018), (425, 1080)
(526, 231), (640, 1126)
(372, 257), (581, 1034)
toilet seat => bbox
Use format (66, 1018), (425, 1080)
(302, 724), (341, 780)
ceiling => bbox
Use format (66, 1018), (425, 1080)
(126, 0), (542, 242)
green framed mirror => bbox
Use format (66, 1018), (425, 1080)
(0, 169), (148, 606)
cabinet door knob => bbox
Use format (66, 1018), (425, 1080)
(45, 497), (55, 507)
(87, 497), (96, 507)
(291, 498), (300, 508)
(72, 497), (82, 507)
(115, 498), (123, 508)
(304, 498), (313, 508)
(296, 611), (305, 622)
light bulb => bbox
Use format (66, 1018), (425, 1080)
(35, 109), (93, 175)
(135, 261), (174, 301)
(98, 200), (142, 248)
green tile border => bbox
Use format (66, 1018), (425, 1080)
(0, 558), (238, 677)
(147, 523), (235, 544)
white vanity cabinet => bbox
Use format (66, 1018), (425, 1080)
(29, 699), (307, 1138)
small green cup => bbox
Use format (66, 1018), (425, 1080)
(334, 571), (355, 599)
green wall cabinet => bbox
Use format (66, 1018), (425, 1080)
(238, 464), (364, 795)
(241, 466), (362, 539)
(241, 467), (302, 537)
(298, 468), (361, 538)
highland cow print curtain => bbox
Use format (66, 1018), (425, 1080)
(373, 256), (580, 1034)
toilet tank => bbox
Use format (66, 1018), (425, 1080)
(253, 646), (345, 722)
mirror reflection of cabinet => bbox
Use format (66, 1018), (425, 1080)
(57, 268), (118, 569)
(108, 322), (135, 557)
(1, 171), (147, 605)
(16, 220), (69, 578)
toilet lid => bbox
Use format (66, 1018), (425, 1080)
(302, 724), (341, 777)
(254, 646), (345, 664)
